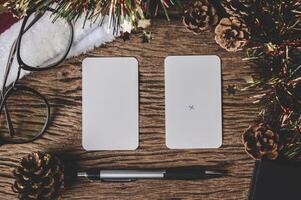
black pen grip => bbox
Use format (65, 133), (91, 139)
(86, 169), (101, 180)
(164, 167), (205, 180)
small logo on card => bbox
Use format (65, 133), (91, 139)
(188, 105), (195, 111)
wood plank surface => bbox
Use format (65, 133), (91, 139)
(0, 18), (258, 200)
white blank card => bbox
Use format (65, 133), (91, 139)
(82, 57), (139, 151)
(165, 55), (222, 149)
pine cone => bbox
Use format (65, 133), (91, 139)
(214, 17), (250, 52)
(221, 0), (254, 18)
(12, 152), (64, 200)
(182, 0), (219, 33)
(242, 123), (280, 160)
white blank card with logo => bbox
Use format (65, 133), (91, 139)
(165, 55), (222, 149)
(82, 57), (139, 151)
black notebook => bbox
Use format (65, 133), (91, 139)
(249, 159), (301, 200)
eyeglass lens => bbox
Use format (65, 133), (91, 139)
(19, 10), (73, 69)
(0, 87), (48, 143)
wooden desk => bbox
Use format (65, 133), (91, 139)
(0, 19), (257, 200)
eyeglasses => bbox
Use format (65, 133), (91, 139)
(0, 8), (74, 144)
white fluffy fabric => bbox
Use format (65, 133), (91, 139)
(0, 13), (130, 88)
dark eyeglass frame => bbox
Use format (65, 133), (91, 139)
(0, 8), (74, 144)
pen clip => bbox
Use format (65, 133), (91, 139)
(101, 179), (137, 182)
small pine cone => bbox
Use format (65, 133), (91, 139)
(242, 123), (280, 160)
(221, 0), (254, 18)
(214, 17), (250, 52)
(12, 152), (64, 200)
(182, 0), (219, 34)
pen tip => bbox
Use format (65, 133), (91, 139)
(205, 170), (224, 178)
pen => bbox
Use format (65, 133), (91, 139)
(77, 167), (223, 182)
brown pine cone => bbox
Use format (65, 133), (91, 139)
(12, 152), (64, 200)
(214, 16), (250, 52)
(182, 0), (219, 34)
(242, 122), (280, 160)
(221, 0), (254, 18)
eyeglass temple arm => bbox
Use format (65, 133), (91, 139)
(4, 106), (15, 137)
(1, 12), (42, 88)
(2, 39), (16, 136)
(1, 12), (45, 138)
(1, 39), (18, 137)
(0, 92), (15, 138)
(0, 90), (15, 137)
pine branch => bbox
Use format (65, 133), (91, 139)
(238, 0), (301, 161)
(3, 0), (182, 28)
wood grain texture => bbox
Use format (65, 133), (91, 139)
(0, 18), (259, 200)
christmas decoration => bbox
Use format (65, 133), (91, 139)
(0, 4), (6, 14)
(242, 122), (280, 160)
(12, 152), (64, 200)
(192, 0), (300, 161)
(182, 0), (219, 33)
(3, 0), (181, 29)
(237, 0), (301, 160)
(121, 31), (131, 41)
(141, 31), (152, 43)
(214, 17), (250, 52)
(0, 10), (17, 34)
(221, 0), (254, 18)
(226, 84), (237, 95)
(297, 116), (301, 134)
